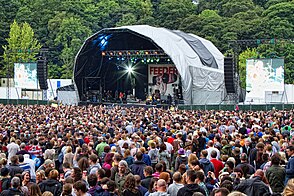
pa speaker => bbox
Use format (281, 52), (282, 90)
(37, 59), (48, 90)
(224, 57), (235, 93)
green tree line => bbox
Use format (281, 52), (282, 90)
(0, 0), (293, 84)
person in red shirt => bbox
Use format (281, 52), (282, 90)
(210, 150), (224, 179)
(167, 132), (175, 144)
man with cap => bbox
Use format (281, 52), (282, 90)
(175, 148), (188, 171)
(37, 159), (54, 172)
(235, 169), (271, 196)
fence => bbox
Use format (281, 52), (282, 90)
(178, 103), (294, 111)
(0, 99), (50, 105)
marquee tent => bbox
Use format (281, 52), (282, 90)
(74, 25), (225, 104)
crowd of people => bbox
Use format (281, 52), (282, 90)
(0, 104), (293, 196)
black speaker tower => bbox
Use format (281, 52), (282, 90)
(37, 57), (48, 90)
(224, 57), (235, 93)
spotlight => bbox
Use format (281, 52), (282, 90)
(127, 66), (133, 74)
(102, 52), (106, 56)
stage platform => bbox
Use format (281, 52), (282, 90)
(78, 101), (171, 109)
(78, 101), (294, 111)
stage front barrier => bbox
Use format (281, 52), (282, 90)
(178, 104), (294, 111)
(0, 99), (50, 105)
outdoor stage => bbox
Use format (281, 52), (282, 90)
(78, 101), (171, 109)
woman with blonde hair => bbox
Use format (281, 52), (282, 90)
(36, 170), (46, 184)
(39, 169), (62, 195)
(63, 146), (74, 167)
(282, 178), (294, 196)
(188, 153), (198, 168)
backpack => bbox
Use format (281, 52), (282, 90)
(88, 165), (100, 174)
(221, 145), (233, 157)
(150, 149), (158, 163)
(58, 152), (64, 163)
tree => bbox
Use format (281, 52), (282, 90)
(53, 17), (92, 78)
(262, 2), (294, 38)
(220, 0), (257, 17)
(0, 0), (21, 71)
(2, 20), (41, 76)
(156, 0), (197, 29)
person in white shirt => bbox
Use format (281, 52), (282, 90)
(7, 137), (20, 164)
(164, 138), (173, 154)
(206, 140), (220, 160)
(23, 154), (36, 182)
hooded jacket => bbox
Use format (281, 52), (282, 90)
(235, 176), (271, 196)
(177, 184), (206, 196)
(175, 156), (188, 171)
(130, 160), (147, 179)
(199, 158), (214, 176)
(38, 178), (62, 196)
(1, 188), (24, 196)
(265, 164), (285, 193)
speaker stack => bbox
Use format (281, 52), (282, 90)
(224, 57), (235, 93)
(37, 57), (48, 90)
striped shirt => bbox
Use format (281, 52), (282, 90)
(19, 162), (31, 172)
(28, 145), (43, 157)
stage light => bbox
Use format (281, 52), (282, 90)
(118, 52), (122, 55)
(145, 51), (149, 55)
(102, 52), (106, 56)
(127, 66), (133, 74)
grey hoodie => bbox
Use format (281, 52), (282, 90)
(168, 183), (184, 196)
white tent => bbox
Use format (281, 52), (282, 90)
(74, 25), (225, 104)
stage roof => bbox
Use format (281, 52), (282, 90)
(74, 25), (224, 104)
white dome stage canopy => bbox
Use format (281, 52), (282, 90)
(74, 25), (225, 104)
